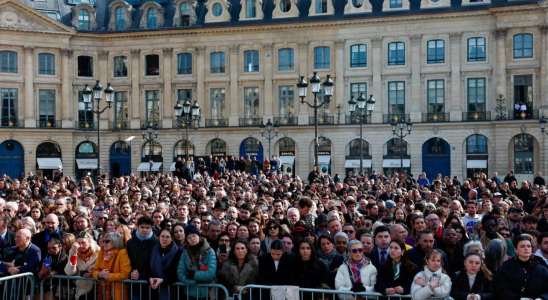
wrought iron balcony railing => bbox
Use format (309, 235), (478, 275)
(309, 115), (335, 125)
(239, 117), (262, 127)
(274, 117), (298, 126)
(108, 121), (130, 130)
(383, 114), (410, 124)
(462, 111), (491, 122)
(345, 114), (372, 125)
(205, 118), (229, 127)
(422, 113), (450, 122)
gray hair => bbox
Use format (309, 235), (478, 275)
(484, 239), (507, 273)
(74, 206), (89, 217)
(208, 219), (222, 228)
(104, 232), (125, 250)
(5, 202), (17, 211)
(334, 231), (349, 243)
(347, 240), (362, 252)
(287, 208), (299, 218)
(463, 240), (483, 256)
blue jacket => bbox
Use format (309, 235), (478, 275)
(417, 178), (430, 187)
(0, 243), (41, 276)
(177, 242), (217, 299)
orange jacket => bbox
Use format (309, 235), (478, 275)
(92, 248), (131, 300)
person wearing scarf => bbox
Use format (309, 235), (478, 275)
(375, 239), (419, 298)
(149, 228), (183, 299)
(126, 216), (159, 299)
(65, 231), (99, 299)
(260, 219), (283, 254)
(335, 240), (377, 300)
(38, 238), (68, 299)
(480, 215), (516, 257)
(317, 234), (345, 288)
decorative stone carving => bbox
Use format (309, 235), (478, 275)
(0, 5), (49, 31)
(369, 37), (382, 48)
(449, 32), (462, 42)
(108, 0), (133, 31)
(229, 45), (240, 54)
(309, 0), (334, 16)
(344, 0), (372, 14)
(60, 49), (73, 58)
(540, 25), (548, 35)
(272, 0), (299, 18)
(335, 40), (345, 50)
(410, 35), (422, 45)
(162, 48), (173, 56)
(298, 41), (309, 51)
(98, 51), (109, 60)
(130, 49), (140, 59)
(382, 0), (409, 11)
(173, 0), (198, 27)
(520, 124), (527, 133)
(492, 28), (508, 39)
(239, 0), (264, 20)
(195, 46), (206, 55)
(420, 0), (450, 9)
(24, 46), (34, 54)
(139, 1), (165, 29)
(204, 0), (231, 23)
(71, 3), (97, 30)
(263, 43), (273, 53)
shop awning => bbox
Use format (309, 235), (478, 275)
(345, 159), (372, 168)
(314, 155), (331, 164)
(37, 158), (63, 169)
(76, 159), (98, 170)
(382, 159), (411, 168)
(467, 160), (487, 168)
(280, 156), (295, 165)
(169, 162), (176, 172)
(137, 162), (163, 172)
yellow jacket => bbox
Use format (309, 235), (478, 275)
(92, 248), (131, 300)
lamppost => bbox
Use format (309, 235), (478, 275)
(174, 100), (201, 160)
(260, 119), (280, 158)
(297, 72), (334, 168)
(141, 123), (159, 173)
(540, 116), (548, 134)
(82, 81), (114, 177)
(348, 93), (376, 174)
(391, 118), (413, 175)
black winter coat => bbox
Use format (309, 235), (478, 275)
(126, 232), (159, 281)
(31, 230), (66, 260)
(375, 260), (418, 295)
(257, 253), (296, 286)
(451, 269), (494, 300)
(495, 258), (548, 300)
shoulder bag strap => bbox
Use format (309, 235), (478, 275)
(347, 264), (355, 283)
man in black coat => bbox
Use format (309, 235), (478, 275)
(127, 216), (158, 300)
(406, 229), (449, 273)
(0, 212), (15, 262)
(31, 214), (65, 260)
(438, 227), (465, 275)
(257, 240), (296, 286)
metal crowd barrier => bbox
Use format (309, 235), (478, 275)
(170, 282), (231, 300)
(0, 272), (35, 300)
(39, 274), (97, 300)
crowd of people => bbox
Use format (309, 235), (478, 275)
(1, 161), (548, 300)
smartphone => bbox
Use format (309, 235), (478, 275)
(262, 206), (272, 211)
(92, 211), (103, 217)
(432, 273), (440, 280)
(44, 259), (51, 268)
(333, 200), (341, 207)
(219, 244), (227, 254)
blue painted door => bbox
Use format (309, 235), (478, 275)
(239, 138), (264, 163)
(422, 138), (451, 183)
(0, 140), (24, 180)
(110, 141), (131, 177)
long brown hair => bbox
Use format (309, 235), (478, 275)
(384, 238), (417, 273)
(465, 251), (493, 280)
(424, 249), (446, 274)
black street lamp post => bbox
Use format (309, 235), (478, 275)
(141, 123), (159, 173)
(174, 100), (201, 160)
(540, 116), (548, 135)
(348, 93), (376, 174)
(297, 72), (334, 168)
(391, 118), (413, 175)
(82, 81), (114, 177)
(260, 119), (280, 158)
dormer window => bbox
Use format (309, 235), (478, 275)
(108, 0), (133, 31)
(148, 8), (157, 28)
(204, 0), (231, 22)
(181, 3), (190, 25)
(212, 3), (223, 16)
(280, 0), (291, 11)
(71, 3), (97, 30)
(140, 2), (165, 29)
(116, 7), (125, 30)
(173, 0), (196, 27)
(79, 10), (89, 30)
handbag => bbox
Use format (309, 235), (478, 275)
(271, 286), (300, 300)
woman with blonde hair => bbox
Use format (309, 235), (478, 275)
(92, 232), (131, 300)
(116, 224), (131, 247)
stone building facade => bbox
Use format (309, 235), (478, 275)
(0, 0), (546, 182)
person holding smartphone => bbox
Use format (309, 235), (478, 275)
(65, 231), (100, 299)
(38, 237), (68, 299)
(411, 249), (452, 300)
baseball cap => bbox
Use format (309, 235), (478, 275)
(493, 192), (502, 197)
(508, 206), (522, 213)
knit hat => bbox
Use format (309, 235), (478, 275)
(184, 224), (201, 237)
(385, 200), (396, 210)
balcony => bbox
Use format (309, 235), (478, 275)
(508, 109), (539, 120)
(108, 121), (129, 130)
(239, 117), (262, 127)
(345, 114), (371, 125)
(140, 121), (162, 129)
(0, 118), (23, 128)
(462, 111), (491, 122)
(383, 114), (410, 124)
(38, 119), (62, 129)
(174, 119), (198, 129)
(205, 118), (228, 127)
(274, 117), (298, 126)
(309, 115), (335, 125)
(422, 113), (450, 122)
(76, 120), (96, 130)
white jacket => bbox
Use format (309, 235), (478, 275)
(410, 266), (452, 300)
(334, 257), (377, 300)
(63, 248), (98, 298)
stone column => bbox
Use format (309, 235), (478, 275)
(162, 48), (173, 129)
(195, 47), (206, 127)
(60, 49), (73, 128)
(335, 40), (345, 123)
(130, 49), (141, 129)
(494, 28), (508, 105)
(24, 46), (35, 128)
(297, 41), (309, 125)
(263, 43), (274, 122)
(409, 34), (422, 122)
(540, 25), (548, 116)
(371, 37), (382, 123)
(229, 45), (240, 126)
(98, 51), (109, 129)
(450, 32), (463, 121)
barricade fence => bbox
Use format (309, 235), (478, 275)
(0, 272), (35, 300)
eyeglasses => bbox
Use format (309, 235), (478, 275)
(343, 230), (355, 234)
(103, 240), (111, 244)
(268, 226), (279, 230)
(98, 217), (106, 220)
(3, 209), (11, 212)
(500, 232), (512, 238)
(427, 218), (439, 223)
(219, 238), (230, 243)
(351, 248), (364, 253)
(159, 235), (171, 239)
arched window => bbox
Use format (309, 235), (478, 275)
(318, 137), (331, 152)
(142, 141), (162, 157)
(466, 134), (487, 154)
(147, 8), (157, 29)
(244, 137), (260, 152)
(115, 7), (125, 30)
(78, 9), (90, 30)
(387, 139), (407, 155)
(280, 0), (291, 12)
(78, 142), (97, 153)
(112, 141), (130, 155)
(348, 139), (369, 156)
(513, 134), (534, 174)
(279, 138), (296, 152)
(211, 139), (226, 154)
(175, 140), (195, 156)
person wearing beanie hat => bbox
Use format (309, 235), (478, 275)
(184, 224), (201, 238)
(257, 239), (297, 288)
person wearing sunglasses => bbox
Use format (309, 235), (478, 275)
(261, 219), (282, 254)
(335, 240), (377, 297)
(92, 231), (131, 300)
